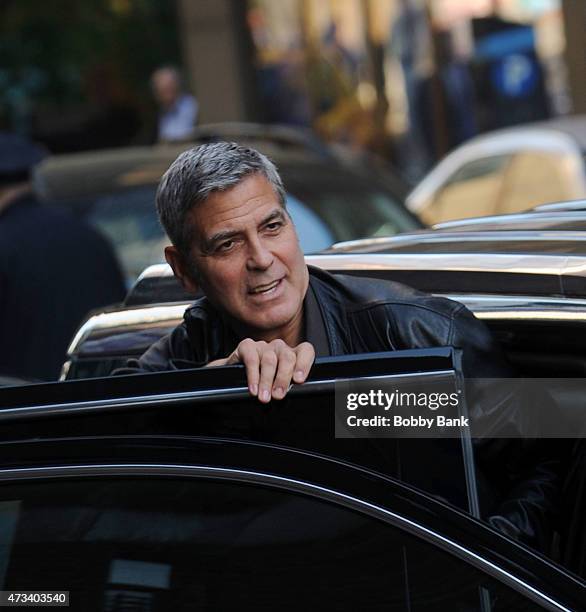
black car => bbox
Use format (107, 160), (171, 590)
(0, 352), (584, 610)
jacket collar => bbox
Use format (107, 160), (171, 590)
(306, 266), (352, 356)
(183, 265), (353, 362)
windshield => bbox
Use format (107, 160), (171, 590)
(281, 164), (419, 243)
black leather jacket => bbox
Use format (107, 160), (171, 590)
(125, 265), (560, 551)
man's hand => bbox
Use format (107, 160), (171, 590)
(206, 339), (315, 403)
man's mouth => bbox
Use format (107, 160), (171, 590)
(249, 279), (281, 294)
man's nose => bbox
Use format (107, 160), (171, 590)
(247, 236), (274, 270)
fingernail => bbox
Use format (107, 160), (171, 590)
(295, 370), (304, 380)
(261, 389), (270, 402)
(250, 384), (258, 396)
(274, 386), (283, 398)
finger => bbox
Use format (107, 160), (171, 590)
(233, 339), (262, 396)
(292, 342), (315, 384)
(258, 348), (278, 403)
(271, 343), (297, 400)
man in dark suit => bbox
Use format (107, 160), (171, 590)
(0, 132), (126, 382)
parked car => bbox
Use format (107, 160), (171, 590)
(0, 352), (584, 610)
(33, 123), (419, 287)
(407, 116), (586, 224)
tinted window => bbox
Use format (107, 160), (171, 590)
(445, 156), (511, 186)
(87, 186), (168, 287)
(282, 164), (418, 242)
(0, 477), (541, 611)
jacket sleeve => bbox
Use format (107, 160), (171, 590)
(450, 305), (562, 552)
(113, 323), (201, 375)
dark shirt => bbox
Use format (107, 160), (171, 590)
(303, 281), (330, 357)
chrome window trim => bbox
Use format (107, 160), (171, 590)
(435, 211), (586, 229)
(534, 200), (586, 212)
(133, 251), (586, 285)
(329, 231), (586, 252)
(446, 294), (586, 309)
(443, 294), (586, 322)
(134, 263), (174, 282)
(307, 253), (586, 278)
(66, 304), (187, 356)
(0, 462), (571, 612)
(0, 371), (455, 422)
(472, 310), (586, 322)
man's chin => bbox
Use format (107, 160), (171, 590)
(238, 306), (301, 339)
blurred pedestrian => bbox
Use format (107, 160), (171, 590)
(151, 66), (198, 142)
(0, 132), (126, 383)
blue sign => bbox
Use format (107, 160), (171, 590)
(491, 53), (539, 98)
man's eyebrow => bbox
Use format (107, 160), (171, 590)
(203, 229), (241, 252)
(260, 209), (288, 227)
(202, 209), (287, 253)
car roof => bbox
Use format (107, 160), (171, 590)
(323, 232), (586, 257)
(533, 199), (586, 213)
(33, 122), (408, 202)
(491, 115), (586, 148)
(441, 115), (586, 152)
(433, 206), (586, 232)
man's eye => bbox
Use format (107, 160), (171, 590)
(217, 240), (234, 252)
(265, 222), (282, 232)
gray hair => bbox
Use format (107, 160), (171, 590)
(156, 141), (286, 256)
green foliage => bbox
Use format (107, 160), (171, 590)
(0, 0), (181, 128)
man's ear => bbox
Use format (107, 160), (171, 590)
(164, 246), (199, 293)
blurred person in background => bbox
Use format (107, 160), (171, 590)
(0, 132), (126, 383)
(151, 66), (198, 142)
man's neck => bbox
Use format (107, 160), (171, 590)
(228, 309), (305, 348)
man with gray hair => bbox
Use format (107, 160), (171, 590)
(124, 140), (559, 552)
(136, 141), (315, 401)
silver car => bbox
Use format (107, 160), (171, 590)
(407, 116), (586, 224)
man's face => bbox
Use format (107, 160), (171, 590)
(152, 71), (180, 109)
(172, 173), (308, 344)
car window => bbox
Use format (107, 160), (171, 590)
(497, 152), (575, 214)
(285, 193), (335, 252)
(444, 156), (512, 186)
(0, 477), (541, 611)
(281, 164), (419, 241)
(86, 186), (168, 287)
(424, 155), (512, 224)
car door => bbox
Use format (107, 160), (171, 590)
(0, 349), (477, 515)
(0, 351), (583, 611)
